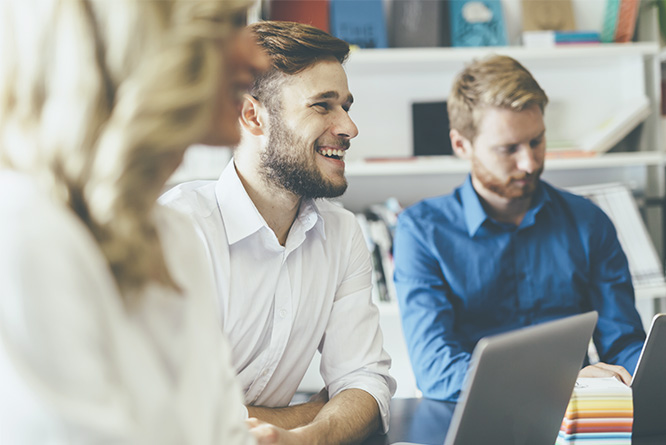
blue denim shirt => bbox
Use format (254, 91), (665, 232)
(393, 175), (646, 401)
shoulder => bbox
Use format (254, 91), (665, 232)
(0, 172), (119, 359)
(159, 180), (218, 219)
(315, 199), (360, 229)
(153, 205), (210, 265)
(0, 172), (108, 269)
(543, 182), (610, 223)
(399, 192), (458, 230)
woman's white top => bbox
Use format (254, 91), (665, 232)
(0, 170), (254, 444)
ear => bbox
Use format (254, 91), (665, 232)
(239, 94), (266, 136)
(450, 129), (473, 160)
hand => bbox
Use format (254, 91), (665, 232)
(578, 362), (632, 385)
(246, 418), (308, 445)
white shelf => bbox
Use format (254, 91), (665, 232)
(348, 42), (659, 66)
(345, 152), (664, 177)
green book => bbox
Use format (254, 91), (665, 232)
(600, 0), (620, 43)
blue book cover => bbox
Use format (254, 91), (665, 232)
(329, 0), (388, 49)
(449, 0), (507, 47)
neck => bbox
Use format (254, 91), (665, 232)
(471, 176), (533, 226)
(233, 158), (301, 246)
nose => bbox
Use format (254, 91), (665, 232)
(334, 110), (359, 140)
(516, 145), (538, 174)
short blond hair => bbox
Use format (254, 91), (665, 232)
(448, 55), (548, 141)
(0, 0), (251, 302)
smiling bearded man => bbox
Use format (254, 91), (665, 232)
(160, 20), (395, 445)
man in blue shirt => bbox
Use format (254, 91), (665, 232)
(393, 55), (646, 402)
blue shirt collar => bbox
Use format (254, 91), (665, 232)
(460, 175), (550, 237)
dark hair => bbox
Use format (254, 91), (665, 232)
(248, 21), (350, 109)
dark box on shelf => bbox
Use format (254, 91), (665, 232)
(412, 101), (453, 156)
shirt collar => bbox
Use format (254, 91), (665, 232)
(215, 160), (266, 245)
(460, 175), (550, 236)
(298, 198), (327, 240)
(460, 175), (488, 237)
(214, 159), (326, 245)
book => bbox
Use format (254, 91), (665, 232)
(269, 0), (330, 32)
(449, 0), (507, 47)
(600, 0), (621, 43)
(544, 97), (650, 156)
(557, 377), (632, 444)
(522, 0), (576, 32)
(390, 0), (451, 48)
(522, 30), (600, 47)
(329, 0), (388, 49)
(614, 0), (640, 42)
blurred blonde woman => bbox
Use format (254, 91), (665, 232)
(0, 1), (298, 443)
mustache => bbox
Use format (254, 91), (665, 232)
(510, 168), (543, 182)
(315, 138), (350, 150)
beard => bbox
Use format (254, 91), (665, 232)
(471, 155), (543, 200)
(259, 113), (348, 199)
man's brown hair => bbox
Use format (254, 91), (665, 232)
(448, 55), (549, 141)
(248, 21), (350, 110)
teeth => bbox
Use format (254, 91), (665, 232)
(318, 148), (346, 159)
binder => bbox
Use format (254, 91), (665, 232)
(329, 0), (388, 48)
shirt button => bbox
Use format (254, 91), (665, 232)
(279, 308), (287, 318)
(261, 369), (269, 376)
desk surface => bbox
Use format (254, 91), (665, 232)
(363, 398), (455, 445)
(363, 398), (666, 445)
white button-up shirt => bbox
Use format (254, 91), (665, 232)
(161, 160), (396, 430)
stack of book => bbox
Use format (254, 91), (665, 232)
(522, 30), (600, 47)
(557, 378), (633, 444)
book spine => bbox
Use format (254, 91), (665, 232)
(601, 0), (621, 43)
(613, 0), (640, 43)
(269, 0), (330, 32)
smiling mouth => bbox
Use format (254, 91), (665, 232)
(316, 147), (346, 161)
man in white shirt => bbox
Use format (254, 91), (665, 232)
(160, 21), (396, 444)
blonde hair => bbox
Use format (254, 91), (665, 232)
(448, 55), (549, 141)
(0, 0), (251, 302)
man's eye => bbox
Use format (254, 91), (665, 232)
(312, 102), (330, 111)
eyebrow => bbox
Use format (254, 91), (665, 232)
(309, 91), (354, 104)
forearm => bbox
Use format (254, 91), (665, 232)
(291, 389), (380, 445)
(247, 399), (326, 430)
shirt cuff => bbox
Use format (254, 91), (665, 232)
(328, 372), (396, 434)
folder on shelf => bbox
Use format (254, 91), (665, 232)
(329, 0), (388, 49)
(578, 98), (650, 153)
(522, 0), (576, 32)
(390, 0), (451, 47)
(546, 97), (651, 156)
(268, 0), (330, 32)
(449, 0), (507, 47)
(614, 0), (640, 43)
(566, 183), (666, 291)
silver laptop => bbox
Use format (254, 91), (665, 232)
(394, 311), (598, 445)
(631, 313), (666, 444)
